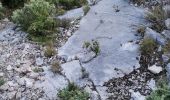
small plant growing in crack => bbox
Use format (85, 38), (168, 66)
(83, 40), (100, 56)
(58, 83), (89, 100)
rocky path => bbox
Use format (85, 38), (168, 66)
(0, 0), (161, 100)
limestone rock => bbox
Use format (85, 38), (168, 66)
(145, 27), (166, 45)
(165, 18), (170, 30)
(148, 65), (163, 74)
(61, 60), (82, 82)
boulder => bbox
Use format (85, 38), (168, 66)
(145, 27), (166, 45)
(165, 18), (170, 30)
(148, 65), (163, 74)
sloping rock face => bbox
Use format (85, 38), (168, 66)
(58, 0), (148, 99)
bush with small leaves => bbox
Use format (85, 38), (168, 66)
(12, 0), (57, 38)
(58, 83), (89, 100)
(1, 0), (29, 9)
(83, 5), (90, 15)
(140, 38), (157, 55)
(146, 81), (170, 100)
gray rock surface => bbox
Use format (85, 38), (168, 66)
(165, 18), (170, 30)
(145, 27), (166, 45)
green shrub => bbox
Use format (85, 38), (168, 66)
(140, 38), (157, 55)
(0, 3), (5, 19)
(83, 5), (90, 15)
(58, 83), (89, 100)
(146, 6), (166, 32)
(1, 0), (29, 9)
(12, 0), (57, 37)
(146, 82), (170, 100)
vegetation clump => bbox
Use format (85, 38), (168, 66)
(44, 42), (56, 57)
(58, 83), (89, 100)
(146, 5), (166, 32)
(140, 38), (157, 55)
(83, 40), (100, 55)
(146, 81), (170, 100)
(51, 61), (62, 73)
(12, 0), (57, 41)
(0, 3), (5, 20)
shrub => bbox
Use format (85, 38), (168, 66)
(0, 3), (5, 19)
(58, 83), (89, 100)
(146, 6), (166, 32)
(140, 38), (157, 55)
(1, 0), (29, 9)
(83, 5), (90, 15)
(44, 42), (56, 58)
(146, 82), (170, 100)
(51, 61), (62, 73)
(12, 0), (57, 37)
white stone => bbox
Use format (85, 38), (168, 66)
(165, 18), (170, 30)
(0, 73), (4, 77)
(7, 65), (12, 71)
(36, 58), (44, 66)
(148, 65), (163, 74)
